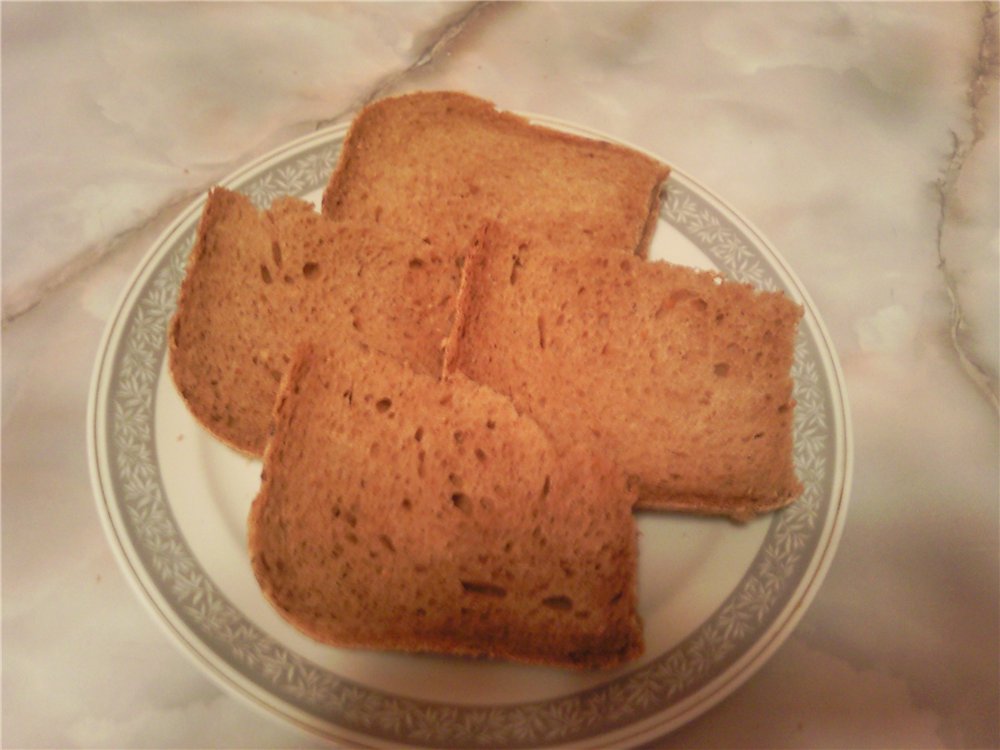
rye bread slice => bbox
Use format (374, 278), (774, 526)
(443, 223), (804, 521)
(248, 341), (642, 669)
(168, 187), (460, 455)
(322, 90), (669, 261)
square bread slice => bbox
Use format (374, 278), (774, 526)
(248, 341), (642, 669)
(322, 90), (670, 261)
(443, 222), (805, 521)
(168, 186), (461, 456)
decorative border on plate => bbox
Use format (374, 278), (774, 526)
(100, 135), (833, 748)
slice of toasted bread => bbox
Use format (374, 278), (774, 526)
(248, 341), (642, 669)
(168, 187), (460, 455)
(322, 91), (669, 261)
(443, 223), (804, 521)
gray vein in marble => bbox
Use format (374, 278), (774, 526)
(315, 1), (489, 130)
(1, 3), (487, 330)
(1, 190), (200, 327)
(935, 1), (999, 410)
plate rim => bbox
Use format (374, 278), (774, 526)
(87, 112), (853, 749)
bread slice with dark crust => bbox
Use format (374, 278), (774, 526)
(322, 90), (670, 262)
(443, 222), (804, 521)
(168, 187), (460, 456)
(248, 341), (642, 670)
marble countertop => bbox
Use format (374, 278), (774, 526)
(3, 3), (997, 748)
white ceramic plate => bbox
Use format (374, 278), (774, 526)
(88, 116), (852, 748)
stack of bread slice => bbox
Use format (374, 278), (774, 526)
(169, 188), (461, 455)
(444, 222), (803, 519)
(168, 91), (802, 670)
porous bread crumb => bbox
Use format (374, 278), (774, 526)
(443, 222), (804, 520)
(248, 341), (642, 669)
(322, 90), (670, 262)
(168, 187), (461, 456)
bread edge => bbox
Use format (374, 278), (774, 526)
(167, 186), (266, 457)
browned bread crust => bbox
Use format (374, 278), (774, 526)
(443, 223), (804, 521)
(168, 187), (460, 455)
(322, 90), (670, 261)
(248, 341), (642, 669)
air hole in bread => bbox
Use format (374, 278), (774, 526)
(532, 526), (547, 546)
(777, 403), (790, 414)
(408, 257), (425, 269)
(302, 262), (319, 279)
(610, 590), (624, 604)
(375, 397), (392, 413)
(660, 289), (697, 317)
(453, 430), (464, 444)
(414, 427), (424, 442)
(270, 241), (282, 267)
(378, 534), (395, 553)
(474, 447), (487, 462)
(255, 552), (270, 573)
(448, 473), (463, 487)
(461, 580), (506, 597)
(509, 255), (524, 285)
(541, 475), (551, 499)
(542, 595), (573, 611)
(713, 362), (730, 377)
(259, 264), (272, 284)
(486, 419), (496, 430)
(400, 498), (412, 511)
(537, 315), (546, 349)
(451, 492), (472, 513)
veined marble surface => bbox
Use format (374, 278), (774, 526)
(3, 3), (997, 748)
